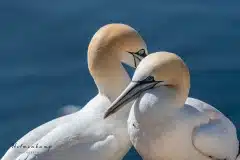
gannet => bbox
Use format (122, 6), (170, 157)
(2, 23), (147, 160)
(105, 52), (239, 160)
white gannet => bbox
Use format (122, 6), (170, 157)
(2, 23), (148, 160)
(104, 52), (239, 160)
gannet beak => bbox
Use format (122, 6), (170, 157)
(104, 79), (160, 119)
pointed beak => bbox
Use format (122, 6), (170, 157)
(104, 80), (159, 119)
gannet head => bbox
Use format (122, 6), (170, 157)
(104, 51), (190, 118)
(88, 23), (148, 74)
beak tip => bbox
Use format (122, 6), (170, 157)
(103, 114), (107, 119)
(103, 111), (110, 119)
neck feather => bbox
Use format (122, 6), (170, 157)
(88, 50), (131, 101)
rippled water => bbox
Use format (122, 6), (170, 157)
(0, 0), (240, 159)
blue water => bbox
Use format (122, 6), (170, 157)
(0, 0), (240, 159)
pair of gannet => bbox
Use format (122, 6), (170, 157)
(1, 23), (148, 160)
(105, 52), (239, 160)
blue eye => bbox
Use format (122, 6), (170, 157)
(145, 76), (154, 81)
(138, 49), (146, 56)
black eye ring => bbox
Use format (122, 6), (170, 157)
(137, 49), (146, 56)
(145, 76), (154, 82)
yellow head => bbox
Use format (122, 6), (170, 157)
(88, 23), (148, 75)
(104, 51), (190, 118)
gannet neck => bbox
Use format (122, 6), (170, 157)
(92, 61), (130, 101)
(87, 23), (147, 101)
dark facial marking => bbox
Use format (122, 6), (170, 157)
(137, 49), (147, 57)
(133, 76), (162, 85)
(127, 49), (146, 68)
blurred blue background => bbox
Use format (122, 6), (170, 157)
(0, 0), (239, 159)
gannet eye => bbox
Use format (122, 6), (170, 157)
(137, 49), (146, 57)
(145, 76), (154, 82)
